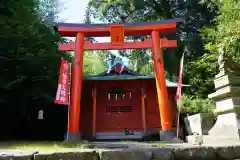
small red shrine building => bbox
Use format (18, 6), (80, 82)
(80, 63), (186, 140)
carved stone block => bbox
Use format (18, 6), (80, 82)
(208, 113), (240, 137)
(214, 74), (240, 89)
(184, 113), (215, 135)
(206, 73), (240, 143)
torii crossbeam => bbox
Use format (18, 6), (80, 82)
(59, 38), (177, 51)
(54, 18), (184, 141)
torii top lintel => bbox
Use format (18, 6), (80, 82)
(54, 18), (184, 37)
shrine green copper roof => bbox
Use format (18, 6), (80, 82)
(83, 74), (190, 88)
(82, 63), (190, 87)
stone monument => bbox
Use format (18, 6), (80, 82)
(207, 46), (240, 143)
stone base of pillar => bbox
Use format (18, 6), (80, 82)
(159, 130), (183, 143)
(64, 133), (82, 142)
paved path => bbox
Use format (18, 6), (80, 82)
(1, 142), (240, 160)
(90, 141), (240, 149)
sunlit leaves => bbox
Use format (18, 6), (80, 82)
(203, 0), (240, 63)
(184, 53), (218, 97)
(83, 51), (107, 76)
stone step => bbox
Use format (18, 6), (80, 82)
(186, 135), (240, 145)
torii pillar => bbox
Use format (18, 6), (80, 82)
(67, 33), (84, 141)
(152, 31), (178, 141)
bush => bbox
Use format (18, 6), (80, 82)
(179, 94), (215, 115)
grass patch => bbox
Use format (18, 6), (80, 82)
(0, 141), (93, 152)
(120, 140), (167, 147)
(147, 141), (169, 147)
(0, 141), (169, 152)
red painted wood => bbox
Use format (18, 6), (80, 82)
(59, 39), (177, 52)
(85, 40), (151, 50)
(152, 30), (173, 130)
(57, 23), (176, 37)
(96, 81), (142, 132)
(145, 80), (161, 130)
(109, 25), (125, 45)
(92, 82), (97, 137)
(80, 81), (93, 137)
(80, 79), (179, 137)
(144, 80), (179, 132)
(69, 32), (84, 134)
(140, 82), (147, 135)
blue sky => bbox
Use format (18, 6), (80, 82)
(58, 0), (130, 65)
(58, 0), (112, 44)
(58, 0), (90, 23)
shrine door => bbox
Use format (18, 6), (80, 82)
(96, 81), (143, 139)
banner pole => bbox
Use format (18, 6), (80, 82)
(176, 52), (185, 139)
(67, 62), (72, 137)
(176, 98), (181, 138)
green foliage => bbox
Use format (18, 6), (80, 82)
(186, 0), (240, 98)
(180, 94), (215, 115)
(184, 53), (218, 98)
(202, 0), (240, 63)
(139, 63), (154, 75)
(0, 0), (68, 115)
(127, 0), (145, 10)
(127, 49), (153, 73)
(37, 0), (61, 24)
(83, 52), (106, 76)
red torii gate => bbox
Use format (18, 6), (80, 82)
(54, 18), (184, 141)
